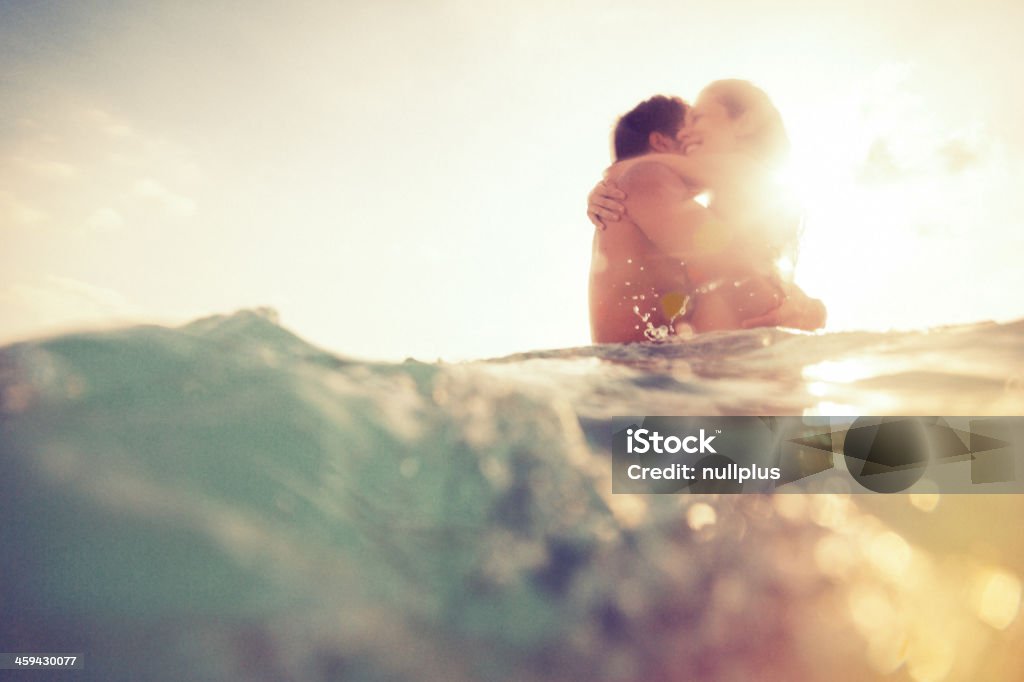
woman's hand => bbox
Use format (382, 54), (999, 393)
(587, 178), (626, 230)
(742, 284), (826, 331)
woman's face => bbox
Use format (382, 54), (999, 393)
(682, 93), (741, 155)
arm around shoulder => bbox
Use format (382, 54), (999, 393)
(623, 152), (755, 190)
(617, 161), (713, 259)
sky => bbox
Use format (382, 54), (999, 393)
(2, 0), (1023, 361)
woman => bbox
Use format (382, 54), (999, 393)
(589, 80), (825, 334)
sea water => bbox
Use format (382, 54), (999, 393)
(2, 309), (1023, 681)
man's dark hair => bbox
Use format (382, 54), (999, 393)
(613, 95), (688, 161)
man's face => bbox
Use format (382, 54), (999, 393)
(668, 122), (689, 155)
(681, 94), (739, 155)
(650, 120), (688, 156)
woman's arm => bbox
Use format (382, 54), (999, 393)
(587, 179), (626, 229)
(616, 152), (756, 191)
(586, 153), (757, 229)
(741, 282), (826, 331)
(617, 161), (721, 260)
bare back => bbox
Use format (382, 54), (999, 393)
(588, 165), (692, 344)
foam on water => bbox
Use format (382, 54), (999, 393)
(2, 309), (1023, 681)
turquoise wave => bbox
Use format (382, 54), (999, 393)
(2, 309), (1023, 680)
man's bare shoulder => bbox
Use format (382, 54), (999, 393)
(609, 158), (691, 196)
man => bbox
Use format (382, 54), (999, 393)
(589, 95), (703, 343)
(588, 95), (825, 344)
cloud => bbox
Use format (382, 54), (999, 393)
(10, 157), (78, 179)
(0, 275), (142, 343)
(0, 102), (203, 239)
(858, 140), (902, 184)
(854, 63), (991, 183)
(84, 207), (125, 231)
(81, 107), (136, 138)
(857, 131), (987, 184)
(939, 139), (982, 174)
(133, 177), (197, 217)
(0, 190), (47, 226)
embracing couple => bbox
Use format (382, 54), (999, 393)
(587, 80), (826, 344)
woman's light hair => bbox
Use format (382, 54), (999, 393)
(701, 79), (790, 168)
(702, 80), (800, 272)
